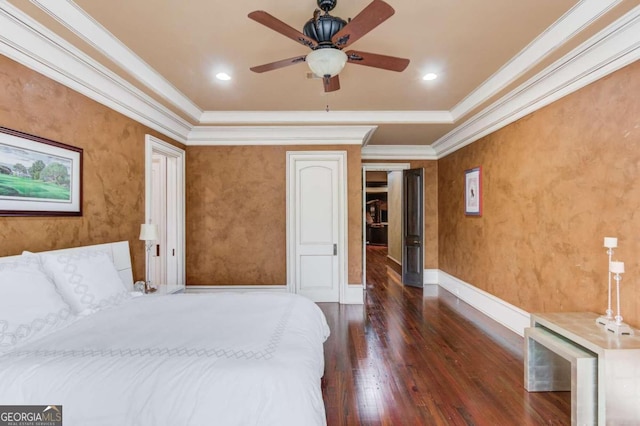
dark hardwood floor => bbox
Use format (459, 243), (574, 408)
(319, 245), (570, 425)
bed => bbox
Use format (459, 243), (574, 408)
(0, 241), (330, 426)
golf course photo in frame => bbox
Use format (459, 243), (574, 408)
(0, 127), (82, 216)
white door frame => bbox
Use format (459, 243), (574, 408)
(286, 151), (348, 303)
(361, 163), (411, 288)
(144, 135), (186, 291)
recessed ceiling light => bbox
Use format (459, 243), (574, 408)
(422, 73), (438, 81)
(216, 72), (231, 81)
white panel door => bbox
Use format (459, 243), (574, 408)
(288, 152), (346, 303)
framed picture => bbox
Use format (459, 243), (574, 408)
(0, 127), (82, 216)
(465, 166), (482, 216)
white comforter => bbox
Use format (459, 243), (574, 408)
(0, 292), (330, 426)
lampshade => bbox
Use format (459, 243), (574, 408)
(306, 48), (347, 78)
(139, 223), (159, 241)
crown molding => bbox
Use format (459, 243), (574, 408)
(361, 145), (437, 160)
(433, 5), (640, 157)
(187, 125), (377, 146)
(0, 2), (192, 143)
(450, 0), (622, 120)
(27, 0), (619, 128)
(1, 0), (636, 154)
(198, 110), (453, 124)
(31, 0), (203, 121)
(30, 1), (454, 127)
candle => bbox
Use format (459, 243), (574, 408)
(604, 237), (617, 248)
(610, 261), (624, 274)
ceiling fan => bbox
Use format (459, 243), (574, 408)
(248, 0), (410, 92)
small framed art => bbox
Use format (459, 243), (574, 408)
(0, 126), (83, 216)
(464, 166), (482, 216)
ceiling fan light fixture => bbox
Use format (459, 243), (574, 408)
(216, 72), (232, 81)
(422, 73), (438, 81)
(306, 48), (347, 78)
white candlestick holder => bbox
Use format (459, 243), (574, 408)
(605, 271), (634, 335)
(596, 245), (615, 325)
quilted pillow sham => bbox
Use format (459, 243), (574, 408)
(0, 256), (75, 353)
(39, 250), (130, 315)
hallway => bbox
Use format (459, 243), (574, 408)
(319, 246), (570, 425)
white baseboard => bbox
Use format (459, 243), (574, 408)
(185, 284), (364, 305)
(343, 284), (364, 304)
(185, 285), (288, 293)
(185, 274), (529, 332)
(423, 269), (439, 285)
(436, 271), (531, 337)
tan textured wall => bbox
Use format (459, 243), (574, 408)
(438, 61), (640, 327)
(0, 56), (182, 281)
(387, 171), (402, 263)
(186, 145), (362, 285)
(362, 160), (439, 269)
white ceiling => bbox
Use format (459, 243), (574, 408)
(0, 0), (638, 156)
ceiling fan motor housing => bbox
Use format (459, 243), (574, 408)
(303, 13), (346, 47)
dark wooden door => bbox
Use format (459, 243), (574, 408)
(402, 168), (424, 287)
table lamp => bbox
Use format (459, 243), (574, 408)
(139, 223), (159, 292)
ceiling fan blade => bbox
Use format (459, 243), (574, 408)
(248, 11), (317, 49)
(346, 50), (410, 72)
(331, 0), (394, 49)
(323, 75), (340, 92)
(250, 55), (307, 73)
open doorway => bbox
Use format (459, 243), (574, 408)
(144, 135), (186, 293)
(361, 163), (410, 289)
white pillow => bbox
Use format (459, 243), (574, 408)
(0, 256), (75, 353)
(39, 250), (131, 315)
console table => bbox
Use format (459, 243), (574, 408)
(525, 312), (640, 425)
